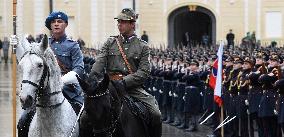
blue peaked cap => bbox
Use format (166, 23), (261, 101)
(45, 11), (68, 30)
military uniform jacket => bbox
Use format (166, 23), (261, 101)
(229, 68), (242, 95)
(49, 34), (84, 99)
(92, 35), (150, 96)
(49, 35), (84, 76)
(248, 65), (263, 113)
(258, 67), (278, 117)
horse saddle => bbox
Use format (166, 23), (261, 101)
(123, 95), (150, 124)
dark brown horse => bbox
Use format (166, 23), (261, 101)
(77, 73), (149, 137)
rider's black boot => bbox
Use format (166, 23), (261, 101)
(149, 111), (162, 137)
(18, 107), (36, 137)
(71, 101), (82, 115)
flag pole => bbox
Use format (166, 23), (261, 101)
(220, 41), (224, 137)
(12, 0), (17, 137)
(221, 105), (224, 137)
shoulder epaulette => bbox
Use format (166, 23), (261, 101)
(67, 37), (76, 42)
(138, 38), (148, 44)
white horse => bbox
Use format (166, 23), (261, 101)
(17, 34), (78, 137)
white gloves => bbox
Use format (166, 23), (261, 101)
(153, 87), (157, 91)
(274, 109), (278, 115)
(61, 71), (79, 85)
(173, 93), (178, 97)
(10, 35), (18, 45)
(169, 91), (172, 97)
(245, 99), (249, 106)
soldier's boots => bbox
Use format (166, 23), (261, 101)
(17, 107), (36, 137)
(70, 101), (83, 115)
(164, 109), (174, 124)
(170, 112), (182, 126)
(185, 115), (198, 132)
(161, 108), (167, 121)
(177, 113), (189, 129)
(170, 115), (181, 126)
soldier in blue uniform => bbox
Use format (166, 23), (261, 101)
(175, 56), (187, 129)
(170, 53), (183, 126)
(45, 11), (84, 113)
(258, 53), (282, 137)
(161, 54), (175, 123)
(275, 78), (284, 134)
(223, 55), (234, 118)
(146, 51), (156, 95)
(183, 59), (202, 132)
(237, 56), (254, 137)
(227, 55), (243, 137)
(202, 55), (216, 127)
(152, 53), (164, 108)
(247, 52), (266, 137)
(154, 56), (165, 115)
(17, 11), (84, 137)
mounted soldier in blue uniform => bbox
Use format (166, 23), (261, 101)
(16, 11), (84, 137)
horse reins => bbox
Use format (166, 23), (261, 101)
(21, 51), (64, 108)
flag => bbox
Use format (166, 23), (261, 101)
(209, 59), (218, 89)
(209, 43), (224, 107)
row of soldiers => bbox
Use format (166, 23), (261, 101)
(145, 46), (284, 137)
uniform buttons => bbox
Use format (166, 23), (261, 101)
(111, 53), (114, 55)
(135, 57), (138, 59)
(124, 68), (126, 70)
(56, 41), (59, 44)
(266, 96), (268, 98)
(125, 48), (128, 50)
(55, 48), (57, 50)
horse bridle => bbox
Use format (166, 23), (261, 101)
(21, 51), (64, 108)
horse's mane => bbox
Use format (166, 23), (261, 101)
(43, 47), (63, 92)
